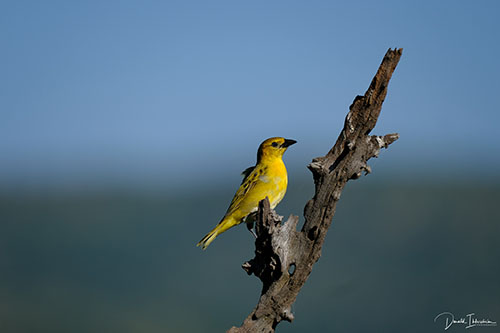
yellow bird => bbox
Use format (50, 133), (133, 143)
(197, 137), (297, 250)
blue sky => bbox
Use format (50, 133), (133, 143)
(1, 0), (499, 190)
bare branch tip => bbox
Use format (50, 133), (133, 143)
(242, 261), (253, 275)
(307, 161), (324, 175)
(281, 308), (295, 322)
(383, 133), (400, 146)
(387, 47), (403, 55)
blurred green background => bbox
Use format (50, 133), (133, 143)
(2, 0), (500, 332)
(1, 176), (499, 332)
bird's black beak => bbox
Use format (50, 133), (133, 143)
(281, 139), (297, 148)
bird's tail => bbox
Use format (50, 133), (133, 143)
(197, 217), (234, 250)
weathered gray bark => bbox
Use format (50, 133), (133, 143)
(228, 48), (402, 333)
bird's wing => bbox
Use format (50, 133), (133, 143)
(225, 165), (260, 217)
(240, 166), (255, 184)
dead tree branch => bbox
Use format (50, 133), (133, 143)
(228, 48), (402, 333)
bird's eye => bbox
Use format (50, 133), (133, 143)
(271, 142), (279, 148)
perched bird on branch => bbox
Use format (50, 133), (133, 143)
(197, 137), (297, 250)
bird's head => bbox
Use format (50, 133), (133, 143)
(257, 137), (297, 162)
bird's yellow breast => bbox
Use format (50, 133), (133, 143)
(226, 157), (288, 222)
(262, 158), (288, 208)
